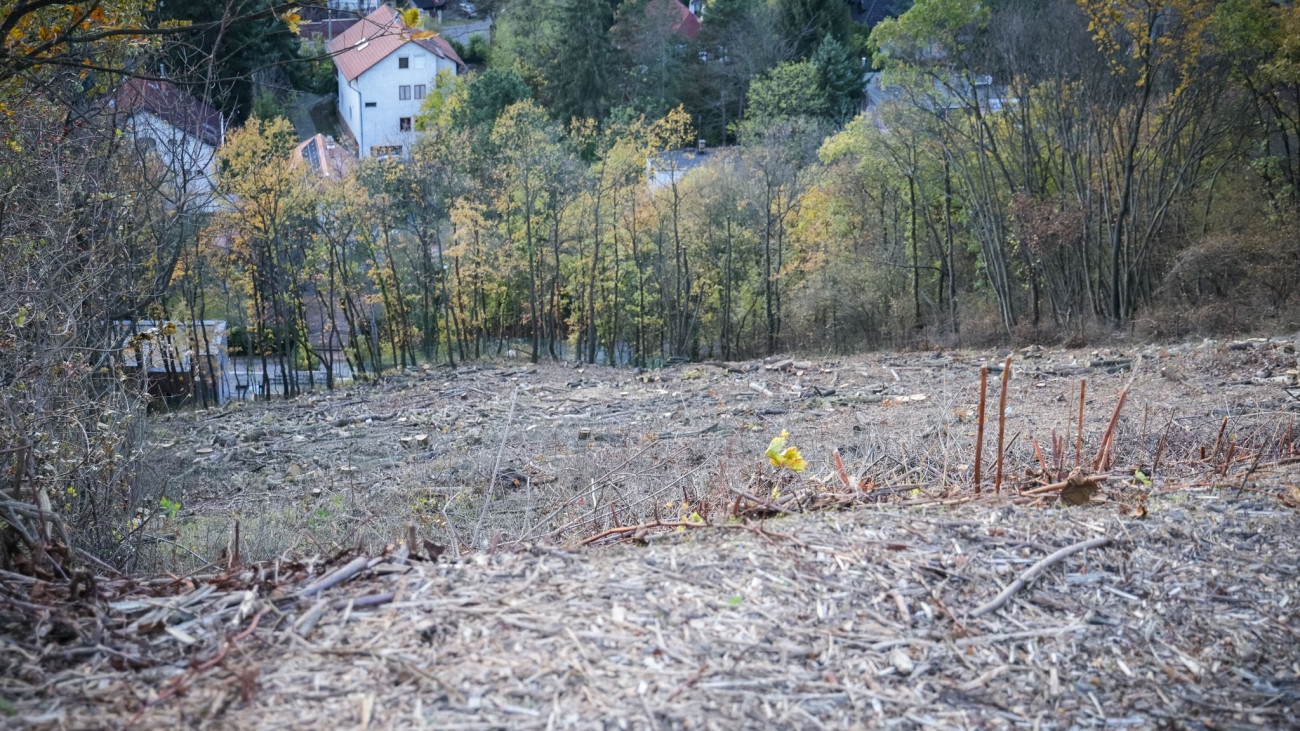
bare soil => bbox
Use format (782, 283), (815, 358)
(5, 337), (1300, 728)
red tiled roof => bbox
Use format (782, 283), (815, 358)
(110, 79), (223, 147)
(658, 0), (700, 40)
(326, 5), (465, 82)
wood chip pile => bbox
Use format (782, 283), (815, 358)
(4, 336), (1300, 728)
(4, 489), (1299, 728)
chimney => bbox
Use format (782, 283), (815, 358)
(696, 138), (706, 155)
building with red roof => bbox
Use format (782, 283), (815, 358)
(658, 0), (700, 40)
(326, 4), (466, 158)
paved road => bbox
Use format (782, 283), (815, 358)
(438, 18), (490, 47)
(288, 91), (326, 140)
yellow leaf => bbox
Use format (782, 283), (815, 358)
(764, 429), (790, 465)
(280, 11), (301, 34)
(764, 430), (805, 472)
(779, 446), (807, 472)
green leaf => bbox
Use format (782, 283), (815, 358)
(1134, 470), (1152, 486)
(728, 596), (743, 607)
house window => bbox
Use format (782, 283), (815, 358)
(399, 85), (411, 100)
(371, 145), (402, 157)
(364, 101), (376, 108)
(412, 56), (425, 69)
(414, 84), (426, 100)
(399, 117), (412, 132)
(398, 57), (409, 69)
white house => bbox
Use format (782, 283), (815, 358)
(327, 5), (466, 158)
(646, 142), (734, 190)
(109, 79), (224, 211)
(324, 0), (385, 11)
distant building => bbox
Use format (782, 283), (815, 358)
(292, 134), (354, 179)
(847, 0), (906, 27)
(658, 0), (701, 40)
(299, 17), (359, 41)
(646, 141), (734, 189)
(322, 0), (385, 13)
(115, 320), (231, 407)
(109, 79), (225, 211)
(327, 5), (466, 158)
(863, 71), (1010, 117)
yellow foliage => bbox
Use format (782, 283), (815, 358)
(281, 11), (302, 34)
(1077, 0), (1214, 94)
(764, 430), (807, 472)
(1, 1), (162, 96)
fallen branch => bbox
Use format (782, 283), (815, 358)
(576, 518), (808, 549)
(971, 536), (1113, 617)
(126, 608), (265, 728)
(1021, 472), (1109, 496)
(298, 556), (369, 597)
(330, 592), (395, 610)
(330, 412), (399, 428)
(728, 485), (798, 516)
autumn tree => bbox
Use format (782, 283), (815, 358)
(211, 116), (319, 396)
(490, 100), (573, 362)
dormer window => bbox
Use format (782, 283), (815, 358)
(398, 57), (409, 69)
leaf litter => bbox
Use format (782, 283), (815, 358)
(3, 337), (1300, 728)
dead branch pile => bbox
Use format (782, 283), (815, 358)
(4, 337), (1300, 727)
(3, 486), (1298, 728)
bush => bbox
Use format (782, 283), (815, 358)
(448, 35), (488, 66)
(251, 91), (287, 122)
(467, 34), (489, 64)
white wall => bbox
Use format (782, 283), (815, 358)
(327, 0), (383, 11)
(346, 43), (457, 158)
(128, 111), (220, 212)
(337, 66), (362, 148)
